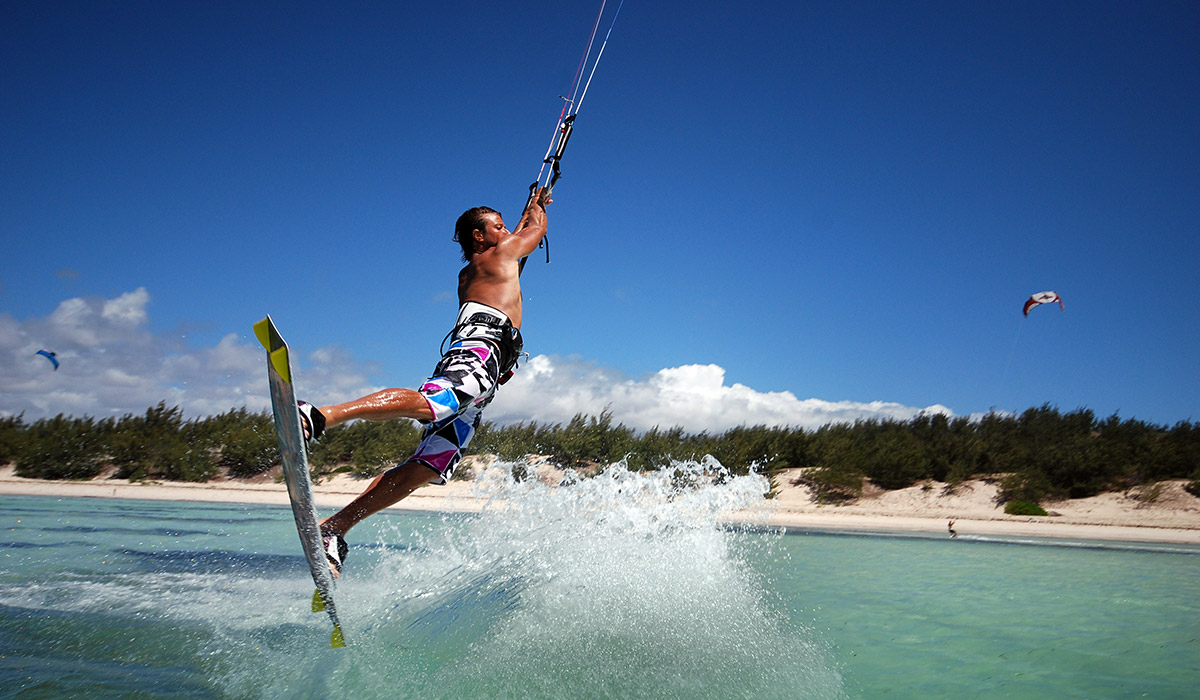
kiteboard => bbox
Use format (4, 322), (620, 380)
(254, 315), (346, 649)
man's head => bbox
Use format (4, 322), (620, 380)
(454, 206), (501, 261)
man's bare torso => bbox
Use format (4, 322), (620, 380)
(454, 194), (548, 329)
(458, 252), (524, 328)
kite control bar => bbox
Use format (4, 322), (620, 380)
(539, 113), (575, 200)
(519, 114), (574, 270)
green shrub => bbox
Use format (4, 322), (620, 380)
(198, 408), (278, 478)
(309, 419), (422, 479)
(798, 466), (863, 504)
(552, 411), (635, 468)
(998, 470), (1055, 504)
(0, 415), (25, 465)
(4, 400), (1199, 499)
(106, 403), (219, 482)
(1128, 481), (1164, 504)
(1185, 470), (1200, 498)
(15, 414), (108, 479)
(217, 422), (277, 477)
(1004, 500), (1048, 516)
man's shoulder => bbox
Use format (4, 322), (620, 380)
(471, 245), (524, 270)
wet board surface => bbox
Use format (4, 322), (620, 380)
(254, 315), (346, 648)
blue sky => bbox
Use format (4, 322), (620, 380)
(2, 1), (1198, 431)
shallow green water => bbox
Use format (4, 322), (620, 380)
(1, 466), (1197, 699)
(764, 531), (1200, 698)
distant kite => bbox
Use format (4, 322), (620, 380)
(36, 349), (59, 371)
(1023, 291), (1064, 317)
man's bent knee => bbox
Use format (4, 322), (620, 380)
(384, 460), (441, 487)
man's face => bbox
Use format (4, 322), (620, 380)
(475, 212), (509, 248)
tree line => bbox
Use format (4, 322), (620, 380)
(2, 402), (1197, 506)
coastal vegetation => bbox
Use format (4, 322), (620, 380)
(1003, 500), (1050, 516)
(3, 403), (1198, 507)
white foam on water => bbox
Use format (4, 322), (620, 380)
(3, 460), (844, 698)
(1, 558), (338, 636)
(303, 458), (847, 699)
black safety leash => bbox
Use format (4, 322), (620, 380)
(519, 0), (623, 275)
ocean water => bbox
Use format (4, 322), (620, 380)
(1, 462), (1198, 699)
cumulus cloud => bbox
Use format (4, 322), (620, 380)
(488, 355), (952, 433)
(1, 289), (951, 433)
(0, 288), (378, 421)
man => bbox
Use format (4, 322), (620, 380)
(299, 188), (551, 576)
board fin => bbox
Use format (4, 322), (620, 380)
(331, 625), (346, 649)
(312, 588), (326, 613)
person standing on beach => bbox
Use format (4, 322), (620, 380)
(297, 189), (551, 577)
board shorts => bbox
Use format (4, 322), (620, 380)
(399, 301), (523, 485)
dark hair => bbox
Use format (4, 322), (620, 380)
(454, 206), (499, 261)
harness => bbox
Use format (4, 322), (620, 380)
(440, 307), (525, 384)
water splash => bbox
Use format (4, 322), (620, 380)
(257, 457), (846, 699)
(0, 461), (845, 698)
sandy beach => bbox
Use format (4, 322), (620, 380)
(3, 463), (1198, 545)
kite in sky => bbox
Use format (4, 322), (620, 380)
(35, 349), (59, 370)
(1023, 291), (1064, 317)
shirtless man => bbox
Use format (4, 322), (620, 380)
(300, 189), (550, 576)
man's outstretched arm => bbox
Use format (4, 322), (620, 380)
(503, 188), (550, 260)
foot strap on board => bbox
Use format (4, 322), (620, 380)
(297, 401), (326, 443)
(320, 529), (348, 576)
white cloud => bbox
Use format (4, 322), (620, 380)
(488, 355), (952, 433)
(1, 289), (952, 433)
(0, 289), (377, 421)
(100, 288), (150, 326)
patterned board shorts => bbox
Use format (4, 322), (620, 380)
(401, 303), (513, 484)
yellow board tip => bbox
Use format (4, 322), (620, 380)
(312, 588), (326, 613)
(253, 317), (271, 350)
(331, 626), (346, 649)
(269, 346), (291, 384)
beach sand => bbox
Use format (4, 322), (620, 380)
(3, 463), (1198, 545)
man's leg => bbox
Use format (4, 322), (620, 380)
(319, 388), (434, 427)
(320, 461), (439, 538)
(313, 389), (444, 539)
(314, 345), (490, 572)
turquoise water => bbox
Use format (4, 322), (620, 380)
(1, 464), (1198, 699)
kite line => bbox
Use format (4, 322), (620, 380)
(520, 0), (625, 273)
